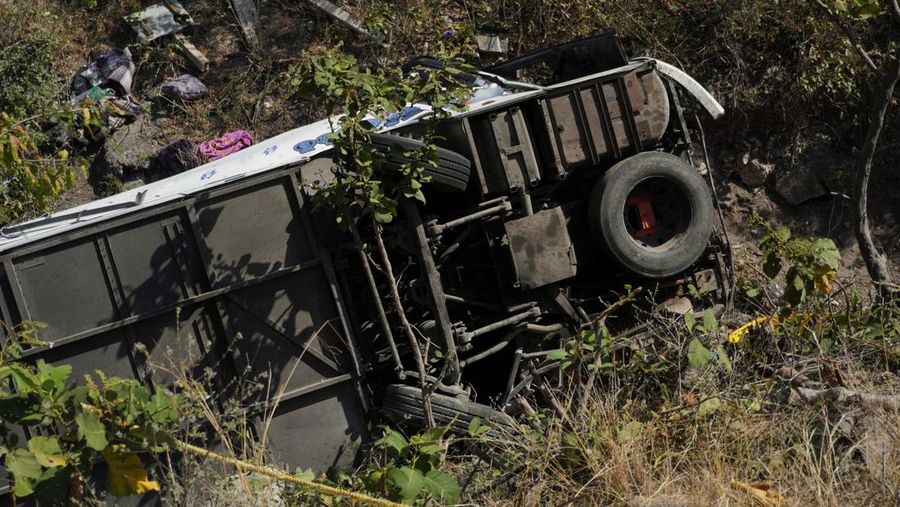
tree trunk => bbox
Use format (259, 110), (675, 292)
(854, 56), (900, 297)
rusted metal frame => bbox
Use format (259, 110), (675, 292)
(592, 82), (620, 160)
(461, 118), (491, 196)
(3, 259), (31, 322)
(287, 172), (369, 414)
(506, 360), (561, 401)
(458, 306), (540, 346)
(14, 257), (322, 360)
(693, 111), (735, 308)
(429, 199), (511, 236)
(510, 108), (542, 186)
(543, 61), (646, 91)
(400, 200), (461, 385)
(538, 99), (567, 179)
(94, 234), (149, 386)
(615, 76), (644, 153)
(489, 107), (540, 191)
(346, 220), (404, 375)
(545, 95), (572, 172)
(571, 88), (600, 165)
(502, 348), (524, 406)
(666, 78), (693, 151)
(460, 325), (526, 367)
(221, 292), (342, 374)
(488, 111), (519, 192)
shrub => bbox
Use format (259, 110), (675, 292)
(0, 35), (60, 118)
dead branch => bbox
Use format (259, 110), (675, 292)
(371, 216), (436, 427)
(889, 0), (900, 24)
(854, 55), (900, 296)
(578, 288), (643, 410)
(813, 0), (879, 72)
(792, 386), (900, 411)
(814, 0), (900, 295)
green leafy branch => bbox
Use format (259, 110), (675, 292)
(1, 106), (102, 223)
(0, 323), (185, 503)
(361, 426), (460, 505)
(286, 44), (471, 224)
(750, 213), (841, 308)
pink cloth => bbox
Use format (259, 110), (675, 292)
(196, 130), (254, 162)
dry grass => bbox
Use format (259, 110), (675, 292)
(463, 366), (898, 506)
(132, 323), (329, 506)
(458, 302), (900, 507)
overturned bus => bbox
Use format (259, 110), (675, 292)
(0, 34), (729, 490)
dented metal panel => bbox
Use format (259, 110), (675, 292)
(468, 107), (541, 194)
(542, 66), (670, 176)
(503, 207), (577, 289)
(0, 166), (368, 497)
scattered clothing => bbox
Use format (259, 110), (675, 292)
(72, 48), (135, 97)
(196, 130), (254, 162)
(70, 49), (142, 132)
(108, 95), (143, 118)
(161, 74), (208, 101)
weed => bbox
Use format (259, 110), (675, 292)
(0, 35), (60, 117)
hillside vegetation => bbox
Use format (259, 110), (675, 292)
(0, 0), (898, 505)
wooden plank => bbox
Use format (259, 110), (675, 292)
(175, 34), (210, 73)
(230, 0), (260, 50)
(306, 0), (386, 44)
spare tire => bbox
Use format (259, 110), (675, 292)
(588, 152), (713, 278)
(381, 384), (517, 436)
(370, 133), (472, 193)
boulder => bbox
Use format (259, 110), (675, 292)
(774, 134), (833, 205)
(91, 116), (164, 182)
(161, 74), (208, 101)
(774, 162), (829, 205)
(737, 153), (773, 188)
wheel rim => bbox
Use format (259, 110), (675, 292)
(623, 177), (692, 251)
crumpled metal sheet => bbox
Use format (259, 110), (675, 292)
(124, 0), (194, 42)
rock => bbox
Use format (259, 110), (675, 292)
(91, 116), (164, 181)
(774, 133), (835, 205)
(774, 163), (828, 205)
(659, 296), (693, 315)
(737, 157), (773, 188)
(161, 74), (208, 101)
